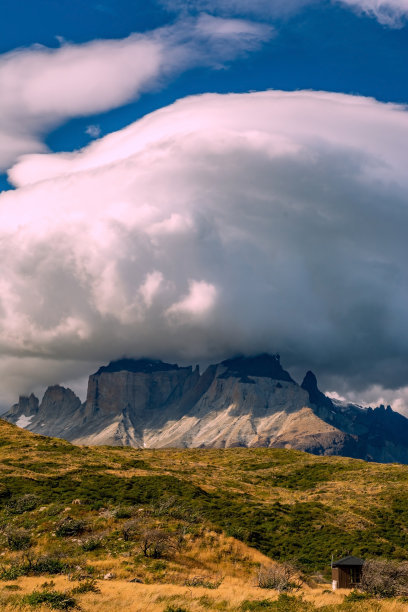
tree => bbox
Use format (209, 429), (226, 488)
(139, 529), (174, 558)
(360, 559), (408, 597)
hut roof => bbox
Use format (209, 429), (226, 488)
(332, 556), (364, 567)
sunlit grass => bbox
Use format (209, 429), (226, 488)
(2, 419), (408, 609)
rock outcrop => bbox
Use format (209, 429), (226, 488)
(5, 353), (408, 463)
(7, 385), (82, 437)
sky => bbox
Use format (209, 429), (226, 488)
(1, 0), (408, 412)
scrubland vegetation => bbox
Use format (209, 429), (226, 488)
(1, 419), (408, 610)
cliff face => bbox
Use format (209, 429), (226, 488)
(5, 354), (408, 464)
(72, 360), (200, 446)
(83, 363), (199, 422)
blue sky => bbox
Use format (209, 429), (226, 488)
(1, 0), (408, 409)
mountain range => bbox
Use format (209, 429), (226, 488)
(4, 353), (408, 463)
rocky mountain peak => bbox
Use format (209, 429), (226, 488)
(95, 358), (187, 375)
(7, 394), (40, 427)
(16, 393), (39, 416)
(219, 353), (294, 383)
(301, 370), (333, 409)
(41, 385), (81, 407)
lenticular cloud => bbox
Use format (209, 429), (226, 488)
(1, 90), (408, 402)
(338, 0), (408, 26)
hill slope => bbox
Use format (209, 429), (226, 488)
(1, 418), (408, 573)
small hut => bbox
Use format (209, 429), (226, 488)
(331, 556), (364, 590)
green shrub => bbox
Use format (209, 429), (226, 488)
(115, 506), (134, 519)
(344, 590), (371, 602)
(31, 555), (70, 575)
(122, 459), (151, 470)
(240, 600), (275, 611)
(240, 595), (314, 611)
(2, 584), (22, 591)
(81, 535), (102, 551)
(56, 517), (85, 537)
(71, 578), (100, 594)
(7, 494), (39, 514)
(270, 594), (315, 611)
(164, 607), (190, 612)
(24, 589), (77, 609)
(0, 564), (25, 581)
(150, 560), (167, 572)
(5, 526), (32, 550)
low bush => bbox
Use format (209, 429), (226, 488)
(242, 594), (314, 611)
(71, 578), (100, 594)
(0, 564), (25, 581)
(240, 600), (275, 611)
(24, 589), (77, 609)
(344, 590), (371, 602)
(7, 494), (39, 514)
(256, 564), (301, 592)
(2, 584), (22, 591)
(56, 517), (85, 537)
(4, 526), (32, 551)
(30, 555), (71, 575)
(115, 506), (134, 519)
(185, 576), (222, 589)
(80, 535), (103, 551)
(0, 554), (71, 580)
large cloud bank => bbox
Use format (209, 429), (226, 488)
(1, 90), (408, 406)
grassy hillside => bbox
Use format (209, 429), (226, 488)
(1, 419), (408, 610)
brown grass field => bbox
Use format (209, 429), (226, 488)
(1, 575), (408, 611)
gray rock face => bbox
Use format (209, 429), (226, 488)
(7, 394), (39, 429)
(6, 385), (82, 437)
(5, 354), (408, 464)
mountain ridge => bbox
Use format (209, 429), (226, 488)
(4, 354), (408, 463)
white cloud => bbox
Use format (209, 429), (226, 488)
(1, 90), (408, 409)
(140, 271), (164, 308)
(327, 385), (408, 417)
(167, 280), (218, 318)
(0, 15), (272, 172)
(337, 0), (408, 26)
(85, 125), (102, 139)
(162, 0), (408, 26)
(0, 36), (163, 170)
(195, 12), (273, 37)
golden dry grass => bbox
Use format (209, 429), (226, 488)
(1, 578), (408, 612)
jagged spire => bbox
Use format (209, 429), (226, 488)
(301, 370), (333, 409)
